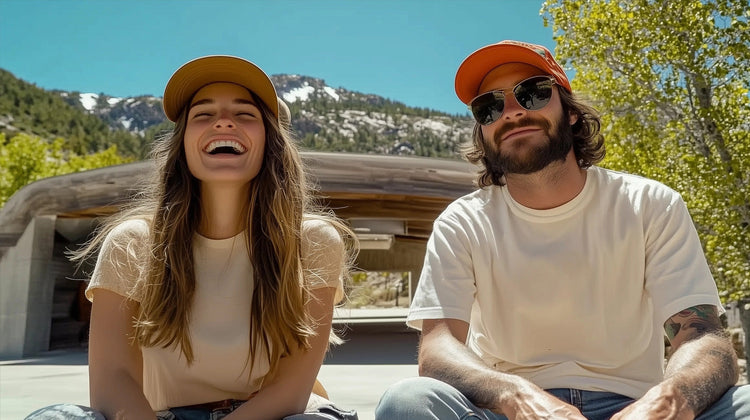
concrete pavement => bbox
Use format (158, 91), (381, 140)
(0, 323), (419, 420)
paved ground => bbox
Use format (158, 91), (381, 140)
(6, 312), (747, 420)
(0, 322), (419, 420)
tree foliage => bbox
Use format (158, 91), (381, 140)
(0, 69), (147, 158)
(0, 133), (131, 206)
(542, 0), (750, 300)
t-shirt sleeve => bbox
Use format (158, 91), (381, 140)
(644, 193), (722, 324)
(301, 218), (345, 304)
(85, 219), (150, 302)
(407, 211), (477, 331)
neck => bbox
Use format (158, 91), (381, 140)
(504, 150), (587, 210)
(197, 183), (250, 239)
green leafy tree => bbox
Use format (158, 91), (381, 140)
(0, 69), (144, 159)
(542, 0), (750, 301)
(0, 133), (131, 206)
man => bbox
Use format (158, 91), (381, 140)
(375, 40), (749, 419)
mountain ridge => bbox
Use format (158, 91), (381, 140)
(0, 67), (473, 159)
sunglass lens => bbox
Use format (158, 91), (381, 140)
(471, 92), (504, 125)
(514, 78), (553, 111)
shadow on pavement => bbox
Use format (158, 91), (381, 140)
(1, 349), (88, 366)
(327, 323), (419, 365)
(2, 323), (419, 366)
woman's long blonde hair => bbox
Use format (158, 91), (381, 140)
(74, 91), (353, 377)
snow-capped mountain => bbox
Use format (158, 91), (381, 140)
(60, 74), (474, 158)
(57, 91), (165, 137)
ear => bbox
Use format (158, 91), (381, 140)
(568, 111), (579, 126)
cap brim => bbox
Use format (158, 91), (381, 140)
(163, 55), (278, 122)
(455, 43), (570, 104)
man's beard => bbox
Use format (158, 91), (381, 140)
(484, 113), (574, 176)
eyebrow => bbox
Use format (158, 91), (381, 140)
(190, 98), (258, 108)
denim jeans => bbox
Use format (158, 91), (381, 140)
(374, 376), (750, 420)
(25, 402), (358, 420)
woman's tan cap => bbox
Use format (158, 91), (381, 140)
(163, 55), (279, 122)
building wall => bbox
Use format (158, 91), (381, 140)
(0, 216), (56, 358)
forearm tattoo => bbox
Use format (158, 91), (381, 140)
(664, 304), (736, 414)
(664, 304), (719, 342)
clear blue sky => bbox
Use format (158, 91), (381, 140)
(0, 0), (556, 116)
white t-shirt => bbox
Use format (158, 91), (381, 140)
(408, 166), (721, 399)
(86, 218), (345, 411)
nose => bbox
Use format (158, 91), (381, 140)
(502, 94), (526, 120)
(214, 112), (234, 129)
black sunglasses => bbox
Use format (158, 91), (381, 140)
(468, 76), (557, 126)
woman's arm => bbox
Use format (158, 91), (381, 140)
(88, 288), (155, 420)
(225, 286), (337, 420)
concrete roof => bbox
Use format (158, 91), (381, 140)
(0, 152), (478, 253)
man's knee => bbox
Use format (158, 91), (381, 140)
(725, 385), (750, 418)
(376, 377), (436, 419)
(700, 385), (750, 419)
(376, 376), (481, 420)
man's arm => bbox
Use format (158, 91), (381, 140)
(419, 318), (586, 419)
(612, 304), (737, 419)
(664, 305), (738, 412)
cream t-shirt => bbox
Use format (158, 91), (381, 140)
(408, 166), (721, 399)
(86, 218), (345, 411)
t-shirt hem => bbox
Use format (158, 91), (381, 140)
(85, 283), (138, 302)
(534, 375), (648, 400)
(656, 294), (723, 325)
(406, 307), (471, 331)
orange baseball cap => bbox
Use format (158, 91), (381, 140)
(163, 55), (279, 122)
(455, 40), (571, 105)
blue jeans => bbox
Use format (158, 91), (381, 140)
(25, 402), (358, 420)
(375, 377), (750, 420)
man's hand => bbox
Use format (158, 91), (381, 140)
(612, 305), (734, 420)
(419, 319), (587, 419)
(610, 382), (695, 420)
(498, 383), (587, 420)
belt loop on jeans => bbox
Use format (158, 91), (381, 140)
(569, 389), (583, 409)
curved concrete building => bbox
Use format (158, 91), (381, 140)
(0, 152), (477, 358)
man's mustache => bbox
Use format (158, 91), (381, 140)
(493, 116), (552, 143)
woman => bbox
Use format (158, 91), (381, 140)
(27, 56), (358, 420)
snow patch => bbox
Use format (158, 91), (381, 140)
(107, 97), (123, 106)
(118, 116), (133, 130)
(283, 84), (315, 103)
(323, 86), (340, 101)
(80, 93), (99, 111)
